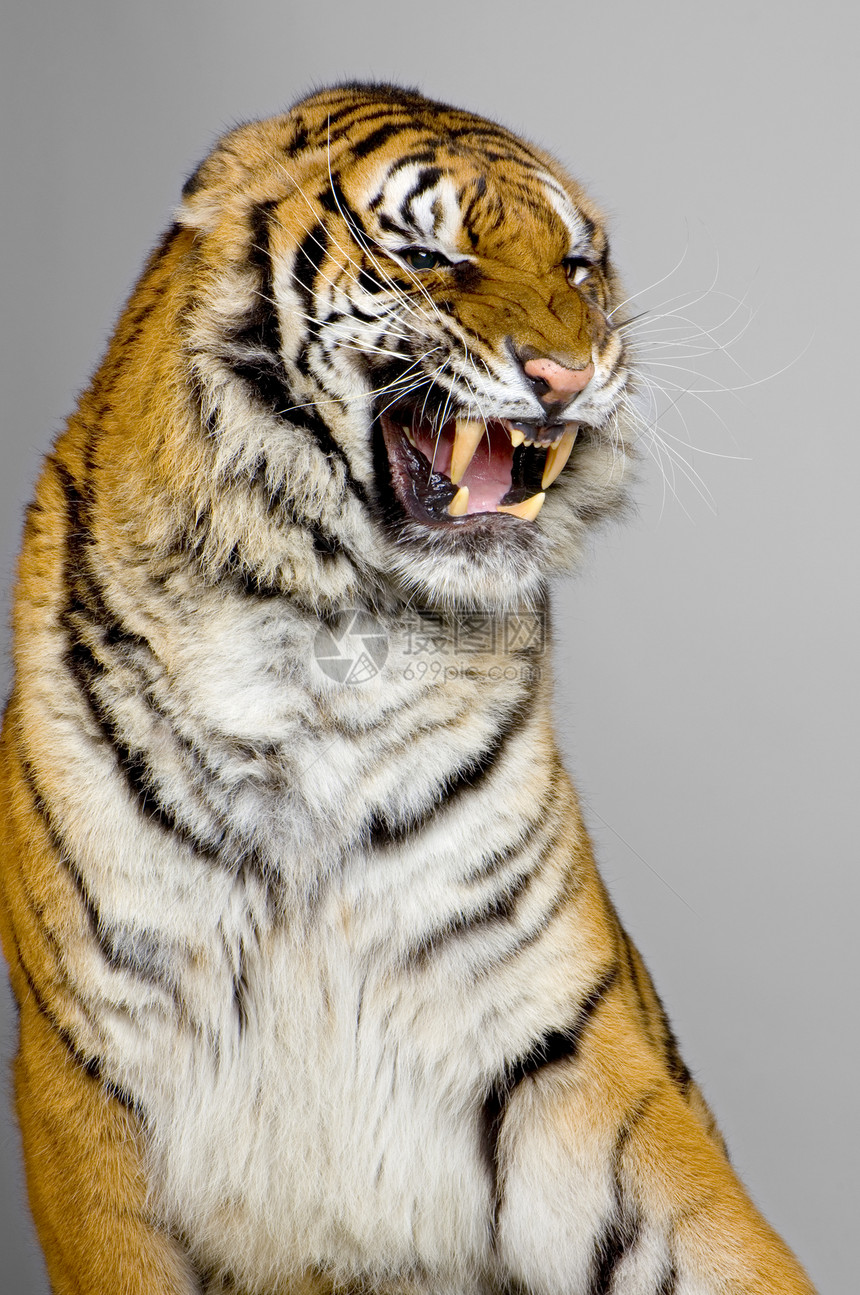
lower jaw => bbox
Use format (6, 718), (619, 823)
(383, 508), (551, 612)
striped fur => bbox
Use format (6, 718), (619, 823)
(0, 84), (814, 1294)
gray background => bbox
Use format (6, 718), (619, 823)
(1, 3), (856, 1291)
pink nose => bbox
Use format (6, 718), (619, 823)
(524, 357), (594, 400)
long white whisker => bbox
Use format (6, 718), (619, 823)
(276, 358), (439, 420)
(607, 226), (692, 320)
(624, 384), (719, 511)
(249, 224), (421, 354)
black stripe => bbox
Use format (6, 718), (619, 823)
(296, 406), (371, 508)
(56, 460), (225, 857)
(367, 693), (536, 847)
(475, 849), (582, 971)
(238, 199), (283, 359)
(246, 465), (343, 559)
(59, 566), (275, 881)
(304, 101), (405, 140)
(471, 145), (524, 167)
(228, 356), (294, 416)
(623, 950), (697, 1106)
(218, 201), (300, 422)
(65, 629), (219, 852)
(402, 166), (443, 215)
(655, 997), (693, 1095)
(461, 175), (487, 229)
(214, 206), (373, 511)
(445, 122), (525, 148)
(437, 692), (537, 808)
(367, 151), (446, 211)
(657, 1262), (678, 1295)
(233, 947), (250, 1034)
(292, 221), (330, 315)
(465, 801), (554, 885)
(17, 751), (101, 946)
(318, 177), (375, 260)
(587, 1098), (660, 1295)
(620, 927), (658, 1048)
(235, 566), (287, 600)
(54, 461), (270, 863)
(143, 220), (184, 271)
(182, 159), (207, 198)
(483, 963), (620, 1227)
(98, 924), (176, 990)
(320, 82), (426, 109)
(617, 1089), (660, 1149)
(405, 867), (536, 967)
(348, 121), (410, 160)
(285, 116), (310, 156)
(355, 264), (386, 296)
(377, 212), (413, 239)
(407, 822), (580, 970)
(54, 460), (149, 657)
(88, 229), (176, 400)
(500, 964), (619, 1093)
(588, 1206), (639, 1295)
(579, 213), (597, 243)
(8, 907), (138, 1114)
(321, 298), (377, 330)
(15, 740), (71, 859)
(15, 741), (186, 1000)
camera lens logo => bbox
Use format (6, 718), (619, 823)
(313, 610), (389, 685)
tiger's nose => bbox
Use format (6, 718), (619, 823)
(523, 356), (594, 406)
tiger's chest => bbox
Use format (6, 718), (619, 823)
(133, 914), (497, 1286)
(59, 596), (551, 1285)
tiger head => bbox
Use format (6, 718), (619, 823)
(177, 84), (634, 611)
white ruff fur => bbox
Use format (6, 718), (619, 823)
(21, 594), (602, 1289)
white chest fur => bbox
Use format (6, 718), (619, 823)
(140, 915), (497, 1287)
(32, 588), (560, 1287)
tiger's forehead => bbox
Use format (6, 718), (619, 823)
(286, 87), (606, 266)
(338, 146), (599, 270)
(368, 155), (584, 250)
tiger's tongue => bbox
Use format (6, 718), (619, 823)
(413, 421), (512, 513)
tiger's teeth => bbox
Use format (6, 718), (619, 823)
(449, 419), (485, 484)
(508, 427), (526, 448)
(496, 492), (546, 521)
(541, 427), (578, 489)
(447, 486), (470, 517)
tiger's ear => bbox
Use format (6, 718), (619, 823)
(178, 117), (286, 232)
(176, 140), (254, 233)
(177, 115), (321, 234)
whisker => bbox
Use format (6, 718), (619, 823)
(607, 228), (692, 320)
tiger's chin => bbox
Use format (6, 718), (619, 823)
(372, 405), (625, 611)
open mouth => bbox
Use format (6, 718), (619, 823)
(379, 409), (580, 526)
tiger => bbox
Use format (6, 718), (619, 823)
(0, 81), (815, 1295)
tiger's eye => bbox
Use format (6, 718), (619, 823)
(403, 248), (447, 270)
(563, 256), (593, 286)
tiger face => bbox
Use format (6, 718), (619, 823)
(179, 84), (634, 609)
